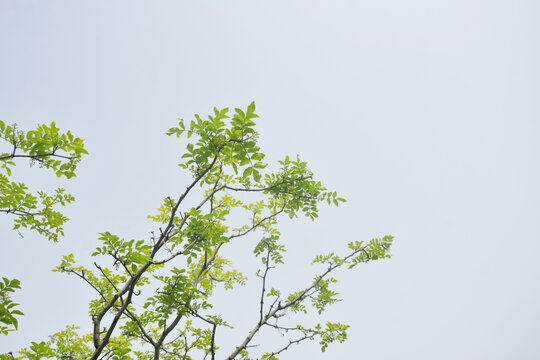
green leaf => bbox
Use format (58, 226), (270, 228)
(243, 167), (253, 178)
(253, 169), (261, 182)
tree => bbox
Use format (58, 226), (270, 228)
(0, 121), (88, 336)
(2, 103), (393, 359)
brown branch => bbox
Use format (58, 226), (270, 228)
(181, 304), (218, 360)
(229, 209), (284, 241)
(0, 152), (74, 161)
(210, 321), (217, 360)
(90, 276), (140, 360)
(89, 151), (225, 359)
(109, 252), (133, 278)
(63, 268), (106, 302)
(258, 245), (272, 324)
(94, 263), (119, 293)
(152, 248), (211, 358)
(153, 175), (306, 265)
(124, 307), (157, 347)
(156, 206), (282, 266)
(0, 209), (42, 216)
(224, 244), (371, 360)
(152, 151), (221, 255)
(154, 241), (225, 359)
(222, 176), (311, 193)
(266, 333), (315, 357)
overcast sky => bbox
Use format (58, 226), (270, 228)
(0, 1), (539, 359)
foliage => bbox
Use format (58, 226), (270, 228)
(0, 120), (88, 241)
(0, 278), (23, 336)
(2, 103), (393, 359)
(0, 121), (88, 336)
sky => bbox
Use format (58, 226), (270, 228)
(0, 1), (539, 359)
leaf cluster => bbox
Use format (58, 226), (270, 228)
(0, 278), (23, 336)
(0, 121), (88, 178)
(0, 121), (88, 242)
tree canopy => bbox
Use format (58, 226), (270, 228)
(1, 103), (393, 360)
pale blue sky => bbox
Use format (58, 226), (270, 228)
(0, 1), (539, 359)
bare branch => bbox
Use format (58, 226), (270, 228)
(229, 209), (284, 241)
(94, 262), (119, 292)
(266, 333), (315, 357)
(222, 176), (311, 193)
(210, 322), (217, 360)
(259, 245), (272, 324)
(62, 268), (106, 302)
(0, 209), (41, 216)
(124, 307), (157, 347)
(0, 152), (74, 161)
(224, 244), (372, 360)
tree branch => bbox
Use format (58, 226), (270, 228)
(229, 209), (284, 241)
(224, 244), (372, 360)
(89, 151), (225, 359)
(258, 245), (272, 325)
(124, 307), (157, 347)
(222, 176), (311, 193)
(0, 152), (74, 161)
